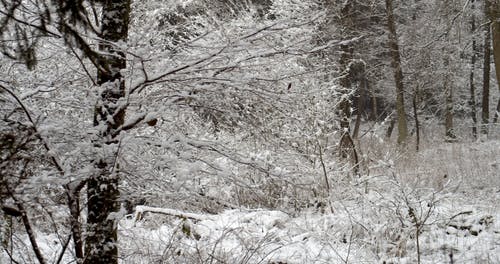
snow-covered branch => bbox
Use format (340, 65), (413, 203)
(134, 206), (210, 222)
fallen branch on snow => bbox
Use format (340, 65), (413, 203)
(134, 205), (210, 222)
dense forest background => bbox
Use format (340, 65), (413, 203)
(1, 0), (499, 263)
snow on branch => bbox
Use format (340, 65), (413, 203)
(134, 206), (210, 222)
(0, 83), (65, 175)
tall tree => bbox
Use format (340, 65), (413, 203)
(385, 0), (408, 144)
(337, 1), (355, 159)
(1, 1), (341, 262)
(487, 0), (500, 122)
(323, 0), (368, 172)
(443, 0), (456, 140)
(444, 55), (456, 140)
(1, 0), (131, 262)
(482, 0), (492, 136)
(470, 0), (479, 138)
(85, 1), (131, 263)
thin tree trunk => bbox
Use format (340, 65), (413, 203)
(84, 1), (131, 263)
(17, 202), (46, 264)
(1, 196), (44, 264)
(65, 181), (85, 263)
(487, 0), (500, 121)
(4, 185), (46, 264)
(353, 72), (367, 139)
(386, 118), (396, 139)
(413, 87), (420, 151)
(370, 85), (378, 121)
(470, 0), (478, 138)
(482, 9), (491, 136)
(385, 0), (408, 144)
(444, 56), (455, 141)
(445, 86), (455, 140)
(494, 100), (500, 122)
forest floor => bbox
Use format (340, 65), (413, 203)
(2, 138), (499, 264)
(115, 139), (500, 264)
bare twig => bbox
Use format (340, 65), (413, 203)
(317, 139), (331, 193)
(55, 234), (72, 264)
(0, 84), (65, 174)
(11, 197), (46, 264)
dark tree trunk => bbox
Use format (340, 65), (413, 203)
(494, 99), (500, 122)
(413, 87), (420, 151)
(339, 43), (353, 134)
(470, 0), (478, 138)
(352, 76), (366, 139)
(444, 56), (456, 141)
(482, 8), (491, 136)
(338, 44), (355, 164)
(337, 1), (354, 159)
(84, 1), (131, 264)
(386, 118), (396, 139)
(487, 0), (500, 122)
(66, 182), (85, 263)
(370, 85), (378, 121)
(385, 0), (408, 144)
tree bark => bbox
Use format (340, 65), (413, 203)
(386, 118), (396, 139)
(444, 56), (456, 140)
(385, 0), (408, 144)
(334, 2), (365, 174)
(84, 1), (131, 264)
(494, 100), (500, 122)
(370, 85), (378, 121)
(487, 0), (500, 122)
(413, 87), (420, 151)
(444, 85), (455, 140)
(337, 2), (355, 162)
(470, 0), (478, 138)
(66, 181), (85, 263)
(339, 44), (352, 140)
(352, 76), (366, 139)
(482, 2), (491, 136)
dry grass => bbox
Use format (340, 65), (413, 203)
(358, 120), (500, 191)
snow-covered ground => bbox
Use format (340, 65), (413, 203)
(118, 187), (499, 263)
(115, 139), (500, 263)
(2, 140), (499, 264)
